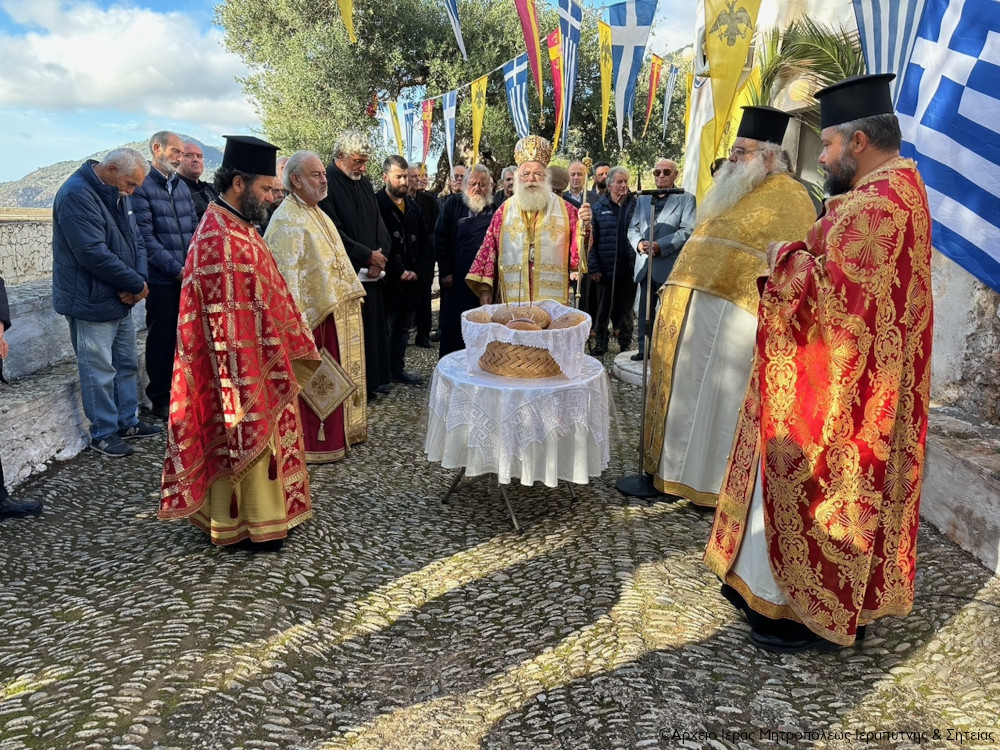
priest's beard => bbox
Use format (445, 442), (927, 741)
(239, 187), (270, 225)
(698, 157), (768, 224)
(824, 149), (858, 196)
(462, 190), (492, 214)
(513, 175), (552, 213)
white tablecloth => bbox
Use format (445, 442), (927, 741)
(424, 351), (612, 487)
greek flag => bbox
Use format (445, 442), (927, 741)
(402, 102), (418, 162)
(896, 0), (1000, 292)
(442, 0), (468, 60)
(443, 90), (458, 171)
(661, 64), (679, 138)
(610, 0), (658, 149)
(559, 0), (583, 146)
(503, 54), (532, 139)
(376, 102), (393, 150)
(852, 0), (927, 103)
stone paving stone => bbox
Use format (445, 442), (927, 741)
(1, 336), (999, 750)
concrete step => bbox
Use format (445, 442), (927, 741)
(610, 357), (1000, 574)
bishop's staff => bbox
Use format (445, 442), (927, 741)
(574, 156), (592, 309)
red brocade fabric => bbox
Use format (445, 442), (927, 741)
(705, 158), (933, 645)
(159, 203), (319, 521)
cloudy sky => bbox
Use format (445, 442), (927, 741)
(0, 0), (696, 184)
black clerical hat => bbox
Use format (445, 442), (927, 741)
(815, 73), (896, 129)
(221, 135), (279, 175)
(735, 106), (793, 145)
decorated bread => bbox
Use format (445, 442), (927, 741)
(490, 305), (519, 325)
(466, 309), (493, 324)
(506, 319), (542, 331)
(518, 305), (551, 329)
(549, 312), (587, 329)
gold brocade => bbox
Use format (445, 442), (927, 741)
(265, 195), (368, 444)
(704, 158), (933, 646)
(667, 173), (817, 316)
(642, 173), (815, 481)
(498, 193), (571, 304)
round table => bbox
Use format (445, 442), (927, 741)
(424, 351), (613, 528)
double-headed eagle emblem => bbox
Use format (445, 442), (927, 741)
(709, 0), (753, 46)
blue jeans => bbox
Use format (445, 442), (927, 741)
(67, 314), (140, 440)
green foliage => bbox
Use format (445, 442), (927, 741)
(216, 0), (689, 190)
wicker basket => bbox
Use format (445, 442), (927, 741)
(479, 341), (562, 378)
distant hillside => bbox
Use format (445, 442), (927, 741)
(0, 137), (223, 209)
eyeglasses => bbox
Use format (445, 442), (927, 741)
(652, 169), (674, 176)
(730, 146), (764, 157)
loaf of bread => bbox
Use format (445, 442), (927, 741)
(506, 319), (542, 331)
(548, 312), (587, 329)
(466, 309), (493, 324)
(490, 305), (519, 325)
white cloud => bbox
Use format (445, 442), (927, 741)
(0, 0), (258, 129)
(648, 0), (698, 56)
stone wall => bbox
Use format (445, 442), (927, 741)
(0, 215), (52, 285)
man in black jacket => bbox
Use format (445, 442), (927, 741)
(317, 131), (391, 399)
(0, 276), (43, 518)
(376, 155), (433, 385)
(176, 141), (218, 221)
(408, 164), (439, 348)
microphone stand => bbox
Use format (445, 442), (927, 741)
(616, 187), (685, 499)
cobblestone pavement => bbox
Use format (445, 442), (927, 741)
(2, 340), (1000, 750)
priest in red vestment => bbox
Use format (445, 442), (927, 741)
(466, 135), (590, 306)
(704, 74), (933, 652)
(158, 136), (320, 550)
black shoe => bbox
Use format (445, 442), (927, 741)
(618, 340), (631, 352)
(367, 390), (378, 400)
(592, 347), (606, 356)
(118, 422), (164, 439)
(391, 372), (424, 385)
(630, 352), (644, 361)
(414, 336), (432, 348)
(232, 537), (284, 552)
(429, 330), (441, 342)
(748, 628), (845, 653)
(149, 404), (170, 421)
(0, 490), (42, 519)
(377, 383), (392, 394)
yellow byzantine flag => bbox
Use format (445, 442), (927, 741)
(471, 75), (489, 166)
(547, 29), (565, 153)
(720, 66), (761, 158)
(705, 0), (762, 161)
(598, 21), (613, 148)
(387, 101), (404, 156)
(338, 0), (357, 43)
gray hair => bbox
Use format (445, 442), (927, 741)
(283, 150), (322, 192)
(751, 141), (789, 174)
(500, 165), (516, 180)
(333, 130), (372, 160)
(607, 166), (630, 184)
(468, 163), (493, 186)
(834, 113), (902, 152)
(148, 131), (178, 153)
(101, 148), (150, 176)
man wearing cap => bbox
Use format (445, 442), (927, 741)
(643, 107), (815, 509)
(318, 131), (391, 400)
(466, 135), (590, 306)
(704, 75), (932, 652)
(159, 135), (320, 550)
(265, 150), (367, 464)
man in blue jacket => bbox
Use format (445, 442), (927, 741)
(52, 148), (163, 458)
(131, 131), (198, 420)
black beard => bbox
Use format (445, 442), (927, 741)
(239, 189), (269, 225)
(824, 151), (858, 196)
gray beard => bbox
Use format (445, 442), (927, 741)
(462, 191), (492, 213)
(697, 158), (768, 224)
(513, 178), (552, 213)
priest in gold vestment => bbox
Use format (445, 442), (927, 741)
(265, 150), (367, 463)
(466, 135), (589, 306)
(643, 107), (816, 507)
(704, 75), (932, 652)
(159, 136), (320, 550)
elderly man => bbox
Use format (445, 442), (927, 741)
(587, 167), (637, 355)
(436, 164), (496, 357)
(643, 107), (815, 507)
(318, 131), (391, 400)
(564, 160), (587, 207)
(492, 166), (515, 206)
(176, 141), (218, 220)
(159, 136), (319, 550)
(628, 157), (696, 361)
(467, 135), (590, 305)
(376, 155), (433, 385)
(52, 148), (161, 458)
(131, 131), (198, 420)
(260, 155), (288, 233)
(265, 151), (367, 463)
(704, 77), (932, 653)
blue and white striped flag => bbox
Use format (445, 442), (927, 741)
(442, 0), (468, 60)
(402, 102), (418, 163)
(852, 0), (927, 103)
(896, 0), (1000, 292)
(610, 0), (658, 149)
(661, 64), (679, 138)
(377, 102), (393, 150)
(443, 90), (458, 171)
(503, 54), (532, 139)
(559, 0), (583, 147)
